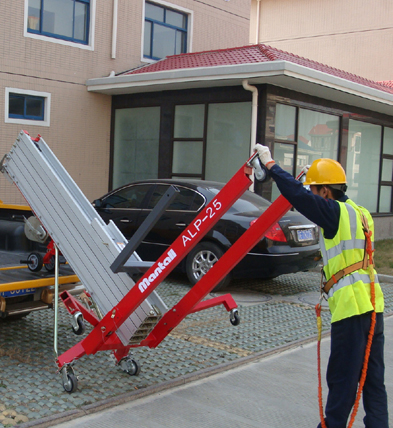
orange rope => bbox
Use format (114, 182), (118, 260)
(316, 229), (376, 428)
(347, 229), (376, 427)
(316, 303), (327, 428)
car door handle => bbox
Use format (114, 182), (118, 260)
(175, 222), (187, 228)
(120, 219), (131, 223)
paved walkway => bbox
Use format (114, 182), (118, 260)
(53, 316), (393, 428)
(1, 250), (392, 427)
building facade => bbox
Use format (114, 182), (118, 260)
(2, 1), (393, 240)
(249, 0), (393, 81)
(0, 0), (250, 204)
(87, 44), (393, 239)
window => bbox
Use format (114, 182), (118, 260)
(379, 127), (393, 213)
(171, 102), (252, 182)
(205, 102), (251, 183)
(9, 93), (44, 120)
(144, 1), (188, 60)
(297, 109), (339, 175)
(5, 88), (51, 127)
(147, 185), (204, 211)
(102, 184), (152, 209)
(27, 0), (90, 44)
(347, 120), (381, 212)
(274, 104), (339, 175)
(113, 107), (160, 189)
(172, 104), (205, 178)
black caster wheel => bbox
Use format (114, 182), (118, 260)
(44, 256), (56, 272)
(27, 252), (43, 272)
(119, 357), (141, 376)
(230, 310), (240, 326)
(72, 314), (86, 336)
(63, 372), (78, 393)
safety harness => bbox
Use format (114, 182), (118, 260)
(322, 249), (372, 294)
(316, 209), (377, 428)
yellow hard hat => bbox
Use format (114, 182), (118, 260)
(303, 158), (347, 186)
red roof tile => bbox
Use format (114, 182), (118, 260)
(122, 44), (393, 95)
(378, 80), (393, 88)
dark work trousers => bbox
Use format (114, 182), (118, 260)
(317, 312), (388, 428)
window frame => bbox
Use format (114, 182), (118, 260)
(142, 0), (193, 63)
(5, 88), (51, 127)
(24, 0), (95, 50)
(271, 98), (393, 214)
(378, 127), (393, 213)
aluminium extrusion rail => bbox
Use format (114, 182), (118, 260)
(1, 131), (297, 393)
(0, 131), (166, 347)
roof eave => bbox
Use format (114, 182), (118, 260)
(86, 61), (393, 115)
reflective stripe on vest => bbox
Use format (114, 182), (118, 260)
(320, 200), (384, 323)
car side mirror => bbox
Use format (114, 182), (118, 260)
(93, 199), (102, 208)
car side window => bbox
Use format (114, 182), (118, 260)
(102, 184), (151, 209)
(147, 184), (204, 211)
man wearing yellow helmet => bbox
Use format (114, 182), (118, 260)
(254, 144), (388, 428)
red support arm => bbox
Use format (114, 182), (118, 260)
(57, 162), (254, 363)
(145, 195), (292, 348)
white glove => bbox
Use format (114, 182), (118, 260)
(253, 144), (273, 165)
(301, 165), (311, 175)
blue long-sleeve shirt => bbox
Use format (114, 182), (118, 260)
(268, 164), (348, 240)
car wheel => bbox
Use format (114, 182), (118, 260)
(185, 242), (231, 291)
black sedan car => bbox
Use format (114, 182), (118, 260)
(93, 179), (320, 290)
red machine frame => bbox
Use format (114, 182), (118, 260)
(57, 154), (296, 385)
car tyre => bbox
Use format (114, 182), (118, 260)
(185, 242), (231, 291)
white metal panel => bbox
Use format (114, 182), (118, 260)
(1, 132), (168, 345)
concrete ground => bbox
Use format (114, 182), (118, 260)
(0, 250), (392, 427)
(53, 316), (393, 428)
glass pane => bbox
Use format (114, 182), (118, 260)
(26, 97), (43, 118)
(145, 2), (164, 22)
(169, 188), (199, 211)
(9, 95), (25, 116)
(383, 127), (393, 155)
(275, 104), (296, 140)
(74, 2), (88, 41)
(297, 109), (339, 176)
(113, 107), (160, 188)
(104, 184), (152, 209)
(272, 143), (295, 200)
(346, 120), (382, 211)
(175, 30), (186, 54)
(144, 21), (152, 57)
(172, 141), (203, 174)
(379, 186), (392, 212)
(205, 102), (252, 182)
(28, 0), (41, 30)
(174, 105), (205, 138)
(166, 9), (186, 29)
(147, 185), (203, 211)
(382, 158), (393, 182)
(43, 0), (73, 37)
(152, 23), (176, 58)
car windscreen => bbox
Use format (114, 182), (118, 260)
(207, 187), (271, 213)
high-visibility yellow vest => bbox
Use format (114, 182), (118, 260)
(320, 199), (384, 323)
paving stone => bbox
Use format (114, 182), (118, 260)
(0, 268), (392, 425)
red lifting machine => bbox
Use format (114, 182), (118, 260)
(0, 131), (301, 393)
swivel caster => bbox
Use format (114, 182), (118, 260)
(230, 309), (240, 326)
(60, 365), (78, 394)
(71, 312), (86, 335)
(118, 356), (141, 376)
